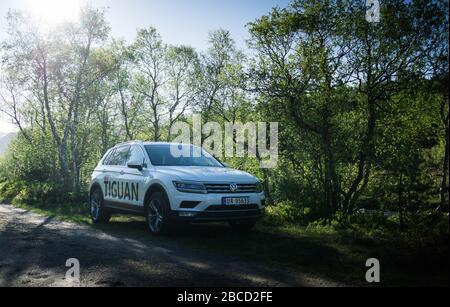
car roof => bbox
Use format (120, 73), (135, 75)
(112, 141), (198, 148)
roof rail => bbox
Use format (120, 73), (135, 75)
(115, 140), (143, 147)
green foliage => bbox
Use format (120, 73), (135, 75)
(0, 177), (61, 205)
(263, 201), (313, 226)
(0, 132), (84, 203)
(0, 180), (23, 203)
(304, 210), (449, 246)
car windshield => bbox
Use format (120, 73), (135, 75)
(145, 144), (223, 167)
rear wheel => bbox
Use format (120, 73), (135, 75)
(229, 219), (257, 232)
(90, 187), (111, 224)
(145, 192), (172, 235)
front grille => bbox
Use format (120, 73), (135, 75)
(204, 183), (257, 194)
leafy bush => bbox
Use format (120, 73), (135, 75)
(303, 210), (449, 246)
(0, 180), (26, 203)
(13, 181), (61, 205)
(263, 201), (314, 226)
(397, 211), (449, 243)
(0, 179), (62, 205)
(0, 132), (69, 205)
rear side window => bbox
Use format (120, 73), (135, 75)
(102, 149), (115, 165)
(106, 146), (131, 166)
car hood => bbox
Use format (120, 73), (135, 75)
(155, 166), (258, 183)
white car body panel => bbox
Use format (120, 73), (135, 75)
(90, 141), (265, 222)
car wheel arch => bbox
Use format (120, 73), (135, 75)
(144, 183), (171, 212)
(89, 183), (103, 199)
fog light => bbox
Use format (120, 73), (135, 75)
(179, 211), (197, 217)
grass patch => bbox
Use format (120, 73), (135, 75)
(12, 202), (145, 226)
(13, 202), (92, 225)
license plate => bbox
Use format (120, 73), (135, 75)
(222, 197), (250, 206)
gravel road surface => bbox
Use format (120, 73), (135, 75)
(0, 204), (343, 287)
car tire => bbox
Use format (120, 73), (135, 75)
(90, 187), (111, 224)
(229, 219), (257, 232)
(145, 192), (172, 235)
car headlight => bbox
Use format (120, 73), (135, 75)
(173, 181), (207, 194)
(256, 181), (264, 193)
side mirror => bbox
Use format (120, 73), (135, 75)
(222, 162), (230, 168)
(127, 160), (143, 171)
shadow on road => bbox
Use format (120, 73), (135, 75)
(95, 218), (356, 285)
(0, 207), (349, 287)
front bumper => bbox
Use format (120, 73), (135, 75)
(166, 186), (266, 222)
(171, 205), (265, 222)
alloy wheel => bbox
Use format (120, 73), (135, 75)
(90, 192), (100, 220)
(147, 199), (164, 233)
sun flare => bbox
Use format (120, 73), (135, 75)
(24, 0), (82, 25)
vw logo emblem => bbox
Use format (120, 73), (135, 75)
(230, 183), (238, 193)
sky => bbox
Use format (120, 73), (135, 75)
(0, 0), (291, 133)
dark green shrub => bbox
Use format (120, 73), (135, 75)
(263, 201), (314, 226)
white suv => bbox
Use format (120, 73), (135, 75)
(89, 141), (266, 235)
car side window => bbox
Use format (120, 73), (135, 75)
(108, 146), (130, 166)
(103, 149), (115, 165)
(128, 145), (145, 164)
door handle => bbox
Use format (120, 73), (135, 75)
(120, 171), (125, 175)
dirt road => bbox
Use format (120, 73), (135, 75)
(0, 204), (343, 287)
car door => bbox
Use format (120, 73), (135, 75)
(94, 148), (115, 196)
(103, 145), (130, 206)
(121, 145), (147, 211)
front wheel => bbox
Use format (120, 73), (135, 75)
(145, 192), (172, 235)
(229, 219), (257, 232)
(90, 188), (111, 224)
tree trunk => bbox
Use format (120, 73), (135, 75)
(57, 146), (70, 192)
(119, 87), (133, 141)
(323, 129), (340, 216)
(72, 158), (80, 199)
(343, 28), (377, 215)
(153, 123), (160, 142)
(42, 61), (71, 192)
(256, 151), (274, 206)
(69, 35), (92, 199)
(438, 97), (449, 212)
(398, 173), (405, 231)
(343, 96), (376, 214)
